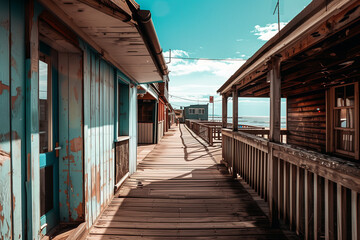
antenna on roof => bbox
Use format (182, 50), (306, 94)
(166, 49), (171, 64)
(273, 0), (280, 34)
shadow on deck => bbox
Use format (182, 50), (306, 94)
(86, 124), (291, 239)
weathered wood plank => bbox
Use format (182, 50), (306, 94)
(86, 125), (286, 239)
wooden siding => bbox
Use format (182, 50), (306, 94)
(58, 52), (84, 222)
(158, 121), (164, 142)
(287, 91), (326, 152)
(0, 1), (13, 239)
(128, 85), (138, 174)
(138, 123), (154, 144)
(82, 47), (115, 228)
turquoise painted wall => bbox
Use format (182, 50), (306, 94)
(0, 1), (140, 238)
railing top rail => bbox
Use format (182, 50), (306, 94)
(223, 128), (360, 193)
(222, 129), (269, 153)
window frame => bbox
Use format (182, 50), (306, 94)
(327, 82), (359, 160)
(39, 53), (53, 153)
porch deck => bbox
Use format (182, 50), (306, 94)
(86, 124), (289, 239)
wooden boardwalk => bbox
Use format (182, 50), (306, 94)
(86, 124), (288, 239)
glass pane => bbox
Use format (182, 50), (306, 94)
(335, 109), (354, 128)
(347, 108), (354, 128)
(335, 109), (347, 128)
(345, 85), (355, 106)
(336, 130), (354, 152)
(39, 60), (50, 153)
(335, 86), (345, 107)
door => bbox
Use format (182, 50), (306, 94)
(39, 50), (59, 234)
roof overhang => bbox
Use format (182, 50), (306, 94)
(138, 84), (159, 100)
(39, 0), (168, 84)
(218, 0), (359, 96)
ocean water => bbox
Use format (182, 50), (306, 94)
(211, 116), (287, 129)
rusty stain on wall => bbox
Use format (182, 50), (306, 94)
(0, 203), (4, 224)
(0, 150), (10, 166)
(96, 170), (100, 203)
(70, 137), (82, 152)
(73, 87), (79, 102)
(11, 87), (21, 110)
(0, 81), (10, 95)
(74, 202), (84, 221)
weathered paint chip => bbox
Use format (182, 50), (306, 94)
(0, 81), (10, 95)
(70, 137), (82, 152)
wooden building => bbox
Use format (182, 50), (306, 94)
(184, 104), (209, 121)
(218, 0), (360, 238)
(0, 0), (168, 239)
(137, 75), (174, 144)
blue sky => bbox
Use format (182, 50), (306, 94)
(137, 0), (311, 116)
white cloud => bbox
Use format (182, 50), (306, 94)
(252, 22), (288, 41)
(164, 49), (245, 78)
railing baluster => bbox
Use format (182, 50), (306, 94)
(278, 158), (283, 220)
(240, 142), (244, 178)
(289, 164), (296, 230)
(284, 161), (289, 223)
(305, 170), (314, 240)
(337, 183), (350, 240)
(269, 147), (279, 226)
(259, 151), (263, 198)
(313, 174), (323, 240)
(296, 166), (304, 235)
(265, 152), (268, 202)
(351, 190), (359, 240)
(325, 179), (335, 240)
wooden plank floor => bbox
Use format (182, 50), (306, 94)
(86, 124), (288, 240)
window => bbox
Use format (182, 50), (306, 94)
(329, 83), (359, 159)
(118, 81), (129, 136)
(39, 55), (52, 153)
(138, 100), (155, 123)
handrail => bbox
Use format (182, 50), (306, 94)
(222, 129), (360, 238)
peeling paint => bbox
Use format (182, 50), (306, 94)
(11, 56), (18, 73)
(70, 137), (82, 152)
(0, 81), (10, 95)
(73, 87), (78, 102)
(11, 87), (21, 110)
(74, 202), (83, 220)
(0, 150), (10, 166)
(96, 170), (100, 202)
(0, 204), (4, 223)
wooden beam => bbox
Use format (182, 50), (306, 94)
(269, 57), (281, 142)
(222, 95), (228, 128)
(232, 90), (238, 131)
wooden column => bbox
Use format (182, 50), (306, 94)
(232, 89), (238, 131)
(268, 56), (281, 228)
(222, 95), (228, 128)
(268, 56), (281, 143)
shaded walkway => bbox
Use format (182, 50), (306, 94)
(86, 124), (287, 239)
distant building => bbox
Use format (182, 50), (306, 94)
(184, 104), (208, 121)
(174, 109), (184, 123)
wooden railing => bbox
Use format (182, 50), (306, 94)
(185, 120), (263, 146)
(222, 129), (360, 239)
(185, 120), (222, 146)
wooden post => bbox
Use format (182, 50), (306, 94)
(269, 56), (281, 143)
(222, 95), (228, 128)
(268, 56), (281, 228)
(232, 90), (238, 131)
